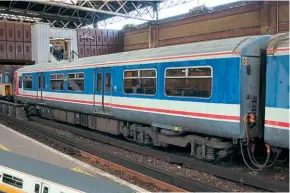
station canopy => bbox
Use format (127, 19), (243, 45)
(0, 0), (163, 28)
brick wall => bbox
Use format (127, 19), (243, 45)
(124, 1), (289, 51)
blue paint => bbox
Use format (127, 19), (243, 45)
(22, 57), (241, 104)
(266, 55), (289, 109)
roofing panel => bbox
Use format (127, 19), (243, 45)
(18, 35), (268, 72)
(267, 33), (289, 52)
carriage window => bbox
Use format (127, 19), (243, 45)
(165, 67), (212, 98)
(34, 184), (40, 193)
(123, 69), (156, 95)
(50, 73), (64, 90)
(18, 76), (22, 88)
(67, 72), (84, 91)
(105, 73), (111, 92)
(97, 73), (101, 92)
(23, 75), (32, 89)
(43, 186), (49, 193)
(38, 76), (45, 89)
(2, 173), (23, 189)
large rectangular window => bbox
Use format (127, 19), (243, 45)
(165, 67), (212, 98)
(123, 69), (156, 95)
(67, 72), (84, 91)
(50, 73), (64, 90)
(23, 75), (32, 89)
(2, 173), (23, 189)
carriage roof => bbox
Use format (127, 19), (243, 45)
(17, 35), (270, 72)
(267, 33), (289, 55)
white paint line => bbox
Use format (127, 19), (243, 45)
(0, 123), (149, 193)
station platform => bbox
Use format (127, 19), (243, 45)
(0, 123), (147, 193)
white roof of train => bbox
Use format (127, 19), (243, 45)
(0, 150), (136, 193)
(267, 33), (289, 54)
(18, 35), (270, 72)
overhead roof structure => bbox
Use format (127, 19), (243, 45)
(0, 0), (196, 29)
(0, 0), (161, 28)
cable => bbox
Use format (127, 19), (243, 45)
(240, 140), (262, 171)
(241, 114), (271, 170)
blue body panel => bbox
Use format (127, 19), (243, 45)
(16, 35), (273, 142)
(265, 55), (289, 109)
(22, 57), (241, 104)
(265, 54), (289, 148)
(20, 57), (242, 138)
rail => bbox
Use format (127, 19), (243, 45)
(34, 117), (289, 192)
(0, 114), (226, 192)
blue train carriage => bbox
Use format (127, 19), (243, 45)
(14, 35), (271, 161)
(265, 33), (289, 149)
(0, 150), (138, 193)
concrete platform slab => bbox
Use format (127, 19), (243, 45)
(0, 124), (148, 193)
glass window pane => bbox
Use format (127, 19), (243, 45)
(34, 184), (40, 193)
(97, 73), (102, 92)
(43, 187), (49, 193)
(68, 79), (84, 91)
(57, 74), (64, 79)
(2, 174), (23, 189)
(76, 73), (84, 79)
(188, 68), (211, 76)
(166, 68), (186, 77)
(165, 78), (211, 98)
(50, 80), (64, 90)
(18, 76), (22, 88)
(105, 73), (111, 92)
(68, 74), (75, 79)
(140, 70), (156, 77)
(124, 70), (138, 78)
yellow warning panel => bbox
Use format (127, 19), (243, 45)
(0, 144), (9, 151)
(71, 167), (91, 176)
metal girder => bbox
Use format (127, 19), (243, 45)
(0, 7), (91, 24)
(98, 0), (196, 27)
(30, 0), (155, 21)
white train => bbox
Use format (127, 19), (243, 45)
(0, 150), (138, 193)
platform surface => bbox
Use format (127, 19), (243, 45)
(0, 123), (147, 192)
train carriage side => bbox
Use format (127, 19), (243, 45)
(13, 35), (271, 160)
(264, 33), (289, 149)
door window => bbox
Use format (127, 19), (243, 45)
(97, 73), (102, 92)
(105, 73), (111, 92)
(34, 184), (40, 193)
(43, 186), (49, 193)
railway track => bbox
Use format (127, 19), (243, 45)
(0, 114), (226, 192)
(32, 116), (289, 192)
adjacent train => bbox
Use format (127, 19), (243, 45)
(0, 72), (13, 101)
(0, 150), (137, 193)
(12, 33), (289, 169)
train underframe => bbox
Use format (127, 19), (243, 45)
(32, 106), (234, 162)
(22, 104), (287, 168)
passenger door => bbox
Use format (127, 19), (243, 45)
(94, 68), (112, 114)
(37, 72), (45, 100)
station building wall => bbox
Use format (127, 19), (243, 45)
(124, 1), (289, 51)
